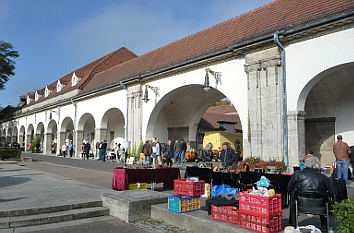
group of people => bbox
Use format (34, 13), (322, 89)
(201, 141), (240, 168)
(141, 138), (187, 167)
(61, 140), (74, 158)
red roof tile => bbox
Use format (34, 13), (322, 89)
(84, 0), (354, 93)
(199, 105), (242, 131)
(26, 47), (137, 106)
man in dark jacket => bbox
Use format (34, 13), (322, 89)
(84, 142), (91, 160)
(174, 139), (182, 165)
(219, 142), (238, 168)
(99, 140), (107, 162)
(288, 156), (330, 230)
(180, 139), (187, 164)
(202, 143), (216, 162)
(143, 140), (152, 166)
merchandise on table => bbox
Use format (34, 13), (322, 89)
(212, 184), (239, 197)
(239, 191), (282, 216)
(168, 195), (201, 213)
(201, 183), (211, 198)
(239, 211), (282, 233)
(128, 182), (147, 190)
(174, 179), (205, 196)
(211, 205), (239, 224)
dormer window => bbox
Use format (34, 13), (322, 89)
(45, 85), (52, 97)
(26, 95), (32, 105)
(56, 80), (64, 92)
(71, 72), (81, 87)
(35, 91), (41, 101)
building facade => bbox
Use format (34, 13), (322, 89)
(1, 0), (354, 167)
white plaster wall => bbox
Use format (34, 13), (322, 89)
(286, 27), (354, 111)
(141, 58), (248, 146)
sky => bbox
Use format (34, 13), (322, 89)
(0, 0), (273, 107)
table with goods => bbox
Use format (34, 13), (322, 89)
(112, 166), (180, 191)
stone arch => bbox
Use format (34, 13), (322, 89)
(45, 120), (58, 154)
(35, 122), (45, 151)
(77, 113), (96, 147)
(100, 108), (125, 149)
(145, 84), (243, 152)
(59, 117), (74, 150)
(297, 62), (354, 166)
(19, 125), (25, 147)
(12, 126), (18, 144)
(27, 124), (34, 147)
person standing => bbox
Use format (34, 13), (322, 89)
(174, 139), (182, 165)
(164, 140), (174, 167)
(95, 141), (99, 159)
(154, 137), (161, 165)
(36, 140), (40, 153)
(81, 143), (86, 160)
(84, 142), (91, 160)
(333, 135), (351, 184)
(99, 140), (107, 162)
(219, 142), (239, 168)
(202, 143), (216, 162)
(180, 139), (187, 164)
(69, 140), (74, 157)
(114, 143), (120, 160)
(143, 140), (152, 166)
(61, 143), (67, 158)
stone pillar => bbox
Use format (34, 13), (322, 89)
(95, 128), (107, 143)
(127, 84), (143, 148)
(74, 130), (84, 158)
(245, 47), (284, 161)
(288, 111), (306, 167)
(43, 133), (52, 155)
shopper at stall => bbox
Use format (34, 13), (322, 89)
(68, 140), (74, 157)
(333, 135), (351, 184)
(180, 139), (187, 164)
(99, 140), (107, 162)
(84, 142), (91, 160)
(288, 156), (330, 230)
(61, 143), (67, 158)
(143, 140), (152, 166)
(219, 142), (238, 168)
(174, 139), (182, 165)
(164, 140), (174, 167)
(201, 143), (216, 162)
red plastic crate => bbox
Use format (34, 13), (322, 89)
(211, 205), (239, 224)
(239, 191), (281, 216)
(174, 179), (205, 196)
(239, 211), (282, 233)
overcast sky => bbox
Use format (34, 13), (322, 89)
(0, 0), (273, 107)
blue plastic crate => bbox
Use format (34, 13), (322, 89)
(168, 195), (200, 213)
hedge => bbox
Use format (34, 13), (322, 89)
(0, 147), (22, 160)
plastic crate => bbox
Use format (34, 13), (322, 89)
(239, 211), (282, 233)
(168, 195), (200, 213)
(128, 183), (147, 190)
(174, 179), (205, 196)
(211, 205), (239, 224)
(239, 191), (281, 216)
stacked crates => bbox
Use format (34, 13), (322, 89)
(168, 179), (205, 213)
(239, 191), (282, 233)
(211, 205), (239, 224)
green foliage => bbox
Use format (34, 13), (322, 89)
(0, 147), (21, 160)
(0, 41), (19, 90)
(30, 137), (40, 153)
(332, 197), (354, 233)
(127, 141), (143, 159)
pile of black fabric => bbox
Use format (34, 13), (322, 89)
(202, 193), (239, 215)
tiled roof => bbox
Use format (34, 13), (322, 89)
(199, 105), (242, 131)
(84, 0), (354, 93)
(26, 47), (137, 106)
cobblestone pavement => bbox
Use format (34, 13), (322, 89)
(132, 219), (191, 233)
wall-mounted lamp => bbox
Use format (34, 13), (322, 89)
(142, 84), (160, 104)
(49, 110), (58, 120)
(204, 68), (222, 92)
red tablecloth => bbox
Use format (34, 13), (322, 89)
(112, 167), (180, 190)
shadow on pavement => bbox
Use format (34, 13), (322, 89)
(0, 176), (31, 188)
(0, 197), (27, 202)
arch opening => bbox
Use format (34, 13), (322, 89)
(300, 62), (354, 166)
(19, 126), (25, 147)
(47, 120), (58, 154)
(26, 124), (34, 148)
(78, 113), (96, 147)
(101, 108), (125, 150)
(146, 84), (243, 156)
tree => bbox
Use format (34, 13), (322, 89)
(0, 41), (19, 90)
